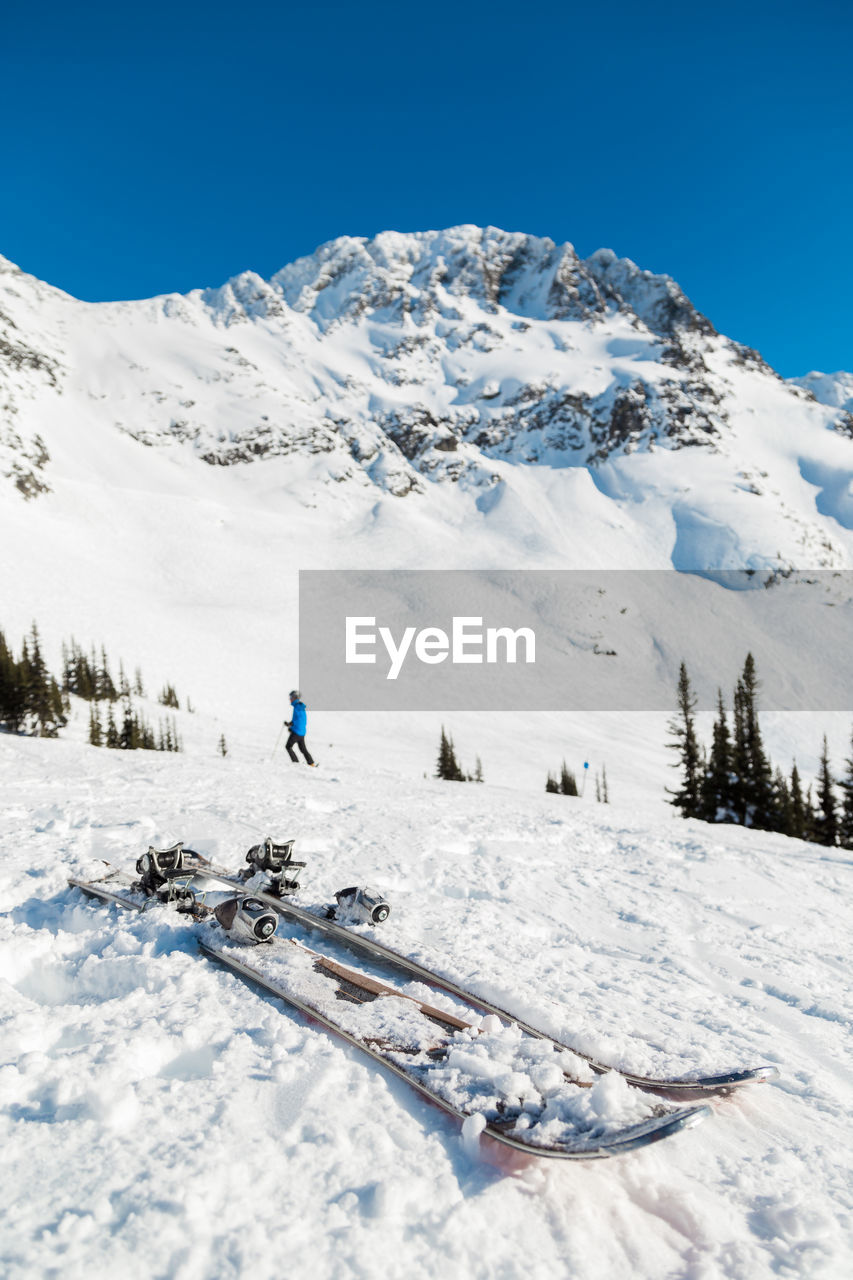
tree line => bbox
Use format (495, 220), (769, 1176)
(668, 653), (853, 848)
(0, 621), (184, 753)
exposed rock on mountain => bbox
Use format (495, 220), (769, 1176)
(2, 228), (853, 573)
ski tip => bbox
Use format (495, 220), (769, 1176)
(691, 1065), (781, 1090)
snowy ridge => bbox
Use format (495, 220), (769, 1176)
(789, 368), (853, 415)
(2, 233), (853, 577)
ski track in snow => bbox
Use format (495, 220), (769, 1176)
(1, 735), (851, 1280)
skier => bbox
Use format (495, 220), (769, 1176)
(284, 689), (316, 766)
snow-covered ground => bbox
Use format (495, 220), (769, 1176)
(2, 732), (851, 1279)
(3, 229), (853, 1276)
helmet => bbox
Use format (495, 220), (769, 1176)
(289, 689), (301, 700)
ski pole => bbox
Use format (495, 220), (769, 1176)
(271, 723), (285, 762)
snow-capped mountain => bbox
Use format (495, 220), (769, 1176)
(4, 231), (852, 1280)
(2, 226), (853, 575)
(3, 226), (853, 764)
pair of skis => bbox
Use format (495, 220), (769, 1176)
(68, 849), (777, 1162)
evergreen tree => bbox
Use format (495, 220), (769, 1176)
(133, 667), (145, 697)
(559, 761), (579, 796)
(739, 654), (775, 829)
(23, 625), (66, 737)
(98, 646), (117, 701)
(812, 735), (839, 847)
(0, 628), (26, 732)
(159, 683), (180, 709)
(600, 764), (609, 804)
(472, 755), (484, 783)
(839, 732), (853, 851)
(666, 662), (703, 818)
(105, 704), (120, 749)
(120, 700), (136, 750)
(435, 727), (464, 780)
(139, 715), (156, 750)
(803, 785), (817, 842)
(730, 679), (749, 823)
(545, 772), (559, 794)
(218, 733), (228, 757)
(701, 690), (734, 822)
(771, 768), (791, 834)
(88, 702), (103, 747)
(595, 774), (601, 802)
(789, 763), (807, 840)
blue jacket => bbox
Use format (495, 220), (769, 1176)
(289, 700), (307, 736)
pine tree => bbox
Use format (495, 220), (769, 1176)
(601, 764), (609, 804)
(812, 735), (839, 847)
(839, 732), (853, 851)
(105, 704), (120, 749)
(702, 690), (734, 822)
(139, 715), (156, 750)
(545, 772), (559, 794)
(595, 774), (601, 802)
(0, 630), (15, 730)
(0, 629), (26, 732)
(559, 761), (579, 796)
(835, 732), (850, 849)
(218, 733), (228, 757)
(88, 702), (103, 747)
(25, 624), (66, 737)
(98, 646), (117, 701)
(435, 727), (464, 780)
(730, 679), (749, 823)
(740, 654), (775, 829)
(666, 662), (703, 818)
(472, 755), (484, 783)
(788, 763), (806, 840)
(772, 768), (791, 835)
(803, 784), (817, 842)
(159, 683), (180, 709)
(120, 700), (136, 750)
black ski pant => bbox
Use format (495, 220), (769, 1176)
(286, 732), (314, 765)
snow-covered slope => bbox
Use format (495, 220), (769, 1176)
(2, 735), (850, 1279)
(2, 227), (853, 576)
(3, 229), (853, 1278)
(789, 369), (853, 415)
(3, 228), (853, 756)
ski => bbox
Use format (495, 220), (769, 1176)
(68, 862), (711, 1161)
(70, 846), (779, 1097)
(198, 936), (710, 1160)
(215, 857), (780, 1096)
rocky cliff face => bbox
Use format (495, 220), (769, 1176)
(2, 228), (853, 571)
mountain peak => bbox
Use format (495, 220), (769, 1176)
(267, 225), (713, 340)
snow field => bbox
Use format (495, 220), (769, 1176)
(1, 733), (851, 1279)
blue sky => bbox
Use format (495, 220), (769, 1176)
(2, 0), (850, 376)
